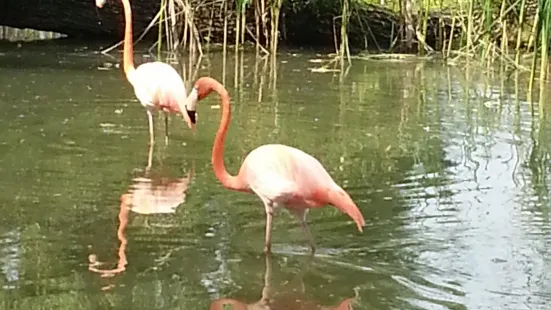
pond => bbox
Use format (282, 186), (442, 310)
(0, 41), (550, 309)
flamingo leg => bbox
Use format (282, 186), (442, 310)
(290, 209), (317, 254)
(145, 136), (154, 174)
(163, 112), (169, 145)
(301, 221), (317, 254)
(262, 199), (274, 254)
(146, 110), (155, 146)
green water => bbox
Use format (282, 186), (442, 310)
(0, 42), (550, 310)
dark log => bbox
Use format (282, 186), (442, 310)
(283, 0), (404, 50)
(0, 0), (160, 39)
(0, 0), (265, 47)
(0, 0), (535, 51)
(0, 0), (408, 48)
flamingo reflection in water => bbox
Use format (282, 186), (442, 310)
(209, 254), (358, 310)
(88, 166), (194, 283)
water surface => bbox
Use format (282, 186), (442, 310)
(0, 42), (550, 309)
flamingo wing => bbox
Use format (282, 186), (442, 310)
(242, 144), (338, 206)
(131, 62), (187, 111)
(246, 169), (299, 205)
(130, 66), (159, 108)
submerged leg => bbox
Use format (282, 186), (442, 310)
(146, 110), (155, 146)
(260, 252), (273, 302)
(290, 208), (317, 254)
(262, 199), (275, 254)
(164, 112), (169, 145)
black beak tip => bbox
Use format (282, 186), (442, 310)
(186, 109), (197, 124)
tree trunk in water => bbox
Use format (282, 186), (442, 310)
(402, 0), (415, 50)
(339, 0), (350, 65)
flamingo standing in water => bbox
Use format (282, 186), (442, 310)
(186, 77), (365, 254)
(96, 0), (197, 145)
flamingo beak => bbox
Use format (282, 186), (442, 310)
(181, 88), (198, 131)
(186, 111), (197, 134)
(186, 109), (197, 125)
(186, 110), (197, 134)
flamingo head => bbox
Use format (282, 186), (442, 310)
(191, 76), (223, 101)
(95, 0), (106, 8)
(182, 77), (223, 131)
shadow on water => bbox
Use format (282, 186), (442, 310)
(0, 41), (551, 309)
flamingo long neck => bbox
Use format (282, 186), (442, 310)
(210, 80), (246, 191)
(121, 0), (135, 77)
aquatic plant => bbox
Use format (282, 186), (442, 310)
(96, 0), (549, 86)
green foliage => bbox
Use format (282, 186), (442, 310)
(537, 0), (550, 80)
(235, 0), (250, 14)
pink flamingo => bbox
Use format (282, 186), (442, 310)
(96, 0), (197, 145)
(186, 77), (365, 254)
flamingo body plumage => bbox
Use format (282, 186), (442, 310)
(129, 62), (187, 114)
(187, 77), (365, 254)
(240, 144), (347, 210)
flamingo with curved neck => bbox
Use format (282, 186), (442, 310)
(96, 0), (197, 145)
(187, 77), (365, 254)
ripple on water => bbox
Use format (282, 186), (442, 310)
(397, 168), (463, 229)
(384, 79), (551, 309)
(392, 274), (465, 310)
(0, 230), (21, 290)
